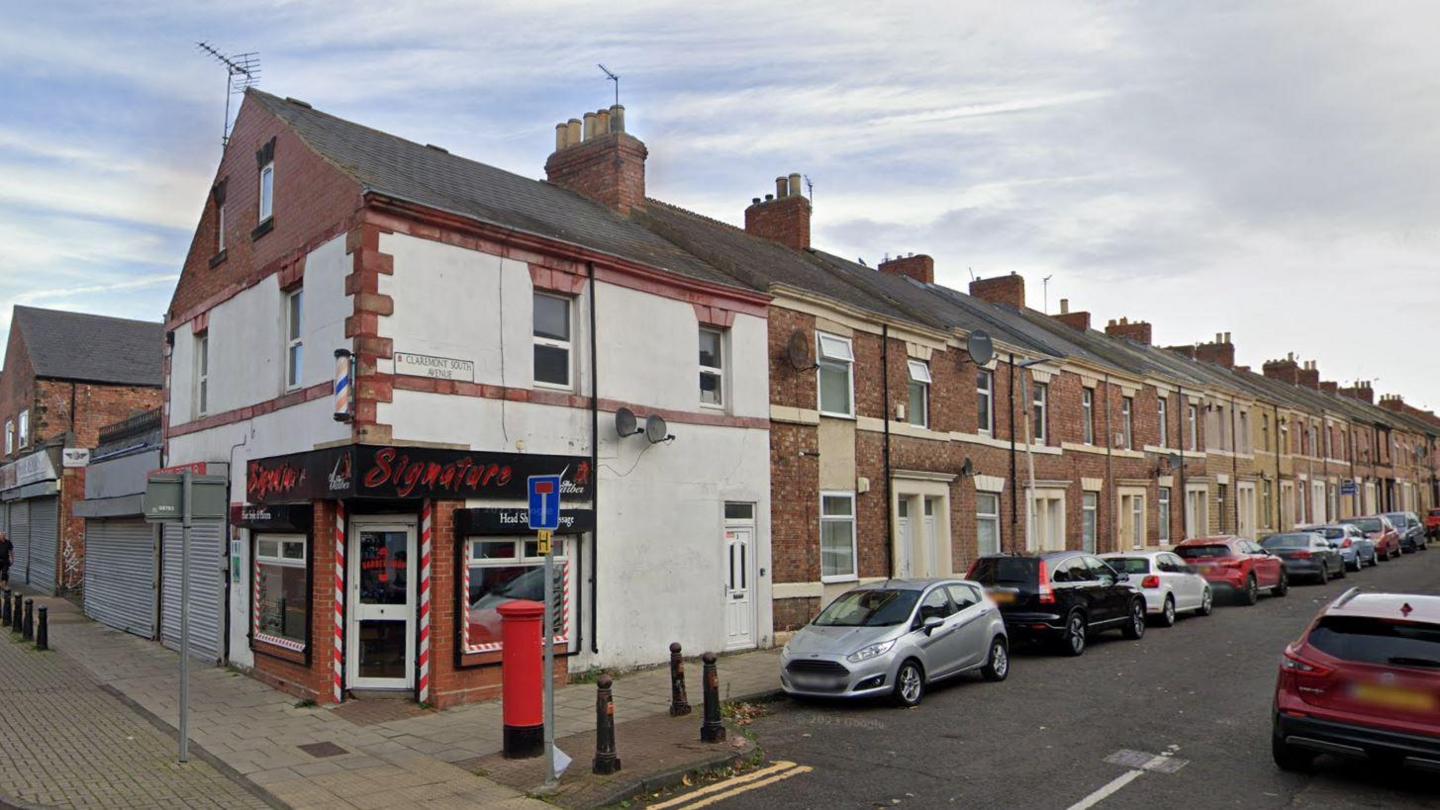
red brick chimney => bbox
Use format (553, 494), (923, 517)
(1104, 317), (1153, 346)
(1052, 298), (1091, 331)
(1379, 394), (1405, 413)
(1338, 381), (1375, 404)
(878, 254), (934, 284)
(1168, 345), (1197, 360)
(1262, 353), (1301, 384)
(744, 174), (811, 250)
(545, 105), (647, 215)
(1297, 360), (1320, 390)
(969, 272), (1025, 309)
(1320, 381), (1339, 395)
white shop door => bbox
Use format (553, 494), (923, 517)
(723, 525), (755, 650)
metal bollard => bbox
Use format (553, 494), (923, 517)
(700, 652), (725, 743)
(21, 599), (33, 642)
(10, 592), (21, 634)
(35, 606), (47, 651)
(1, 588), (10, 627)
(668, 642), (692, 716)
(592, 674), (622, 775)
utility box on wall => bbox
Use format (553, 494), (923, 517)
(143, 474), (229, 522)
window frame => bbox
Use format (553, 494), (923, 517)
(1082, 388), (1095, 445)
(816, 333), (855, 418)
(462, 536), (572, 654)
(906, 359), (931, 429)
(284, 288), (304, 390)
(1188, 403), (1199, 450)
(977, 369), (995, 436)
(1032, 381), (1048, 444)
(1082, 491), (1098, 552)
(1157, 397), (1169, 448)
(819, 491), (859, 583)
(253, 532), (309, 652)
(1158, 487), (1171, 542)
(1121, 396), (1134, 450)
(258, 161), (275, 223)
(3, 420), (11, 455)
(532, 292), (574, 390)
(698, 326), (725, 409)
(217, 201), (226, 252)
(976, 492), (1001, 556)
(16, 410), (28, 449)
(196, 335), (210, 417)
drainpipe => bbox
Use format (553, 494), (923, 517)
(588, 260), (599, 655)
(1104, 374), (1114, 551)
(882, 325), (894, 576)
(1274, 404), (1282, 527)
(1008, 354), (1017, 554)
(1230, 399), (1239, 534)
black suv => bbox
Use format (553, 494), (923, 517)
(967, 552), (1147, 656)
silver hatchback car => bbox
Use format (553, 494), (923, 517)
(780, 579), (1009, 706)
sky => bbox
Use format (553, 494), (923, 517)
(2, 1), (1438, 409)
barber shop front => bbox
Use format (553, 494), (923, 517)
(239, 444), (591, 708)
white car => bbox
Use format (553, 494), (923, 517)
(1099, 551), (1213, 626)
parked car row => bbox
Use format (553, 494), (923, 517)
(778, 513), (1427, 708)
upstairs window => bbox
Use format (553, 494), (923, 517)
(1157, 397), (1169, 448)
(816, 334), (854, 417)
(16, 410), (28, 449)
(1121, 396), (1134, 449)
(285, 289), (304, 389)
(1262, 414), (1270, 451)
(1082, 388), (1095, 445)
(196, 335), (210, 416)
(907, 360), (931, 428)
(699, 328), (724, 407)
(1032, 382), (1048, 444)
(977, 369), (994, 435)
(1188, 404), (1199, 450)
(3, 420), (11, 455)
(258, 162), (275, 222)
(533, 292), (572, 388)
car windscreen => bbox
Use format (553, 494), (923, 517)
(968, 557), (1036, 586)
(1262, 534), (1312, 549)
(812, 589), (920, 627)
(1105, 558), (1150, 575)
(1176, 544), (1232, 559)
(1342, 518), (1382, 533)
(1314, 528), (1345, 540)
(1309, 616), (1440, 669)
(1385, 514), (1408, 526)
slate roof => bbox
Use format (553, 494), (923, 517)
(11, 306), (163, 386)
(248, 91), (743, 292)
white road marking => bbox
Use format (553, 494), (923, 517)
(1067, 752), (1175, 810)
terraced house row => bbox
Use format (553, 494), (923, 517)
(6, 89), (1437, 707)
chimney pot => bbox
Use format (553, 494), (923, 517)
(1060, 298), (1070, 314)
(566, 118), (582, 146)
(1215, 333), (1223, 344)
(609, 105), (625, 133)
(555, 123), (568, 151)
(1108, 319), (1117, 327)
(546, 110), (648, 214)
(1224, 331), (1231, 343)
(582, 111), (598, 140)
(775, 177), (788, 199)
(764, 193), (774, 201)
(596, 108), (611, 135)
(751, 197), (761, 205)
(788, 173), (803, 197)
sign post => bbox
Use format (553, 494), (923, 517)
(179, 471), (192, 763)
(528, 474), (563, 789)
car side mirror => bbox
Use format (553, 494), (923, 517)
(922, 616), (944, 635)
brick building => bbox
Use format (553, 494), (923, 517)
(0, 306), (163, 595)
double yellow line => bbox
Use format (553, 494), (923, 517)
(647, 761), (813, 809)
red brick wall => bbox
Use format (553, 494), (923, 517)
(544, 134), (648, 215)
(1103, 320), (1153, 346)
(744, 196), (811, 251)
(968, 273), (1025, 309)
(878, 255), (934, 284)
(1053, 312), (1091, 332)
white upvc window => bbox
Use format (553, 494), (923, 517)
(533, 292), (573, 389)
(1158, 397), (1169, 448)
(1082, 388), (1095, 445)
(285, 289), (304, 389)
(906, 360), (931, 428)
(196, 335), (210, 416)
(699, 327), (725, 407)
(254, 534), (307, 650)
(1121, 396), (1134, 449)
(1082, 492), (1098, 552)
(977, 369), (994, 435)
(1188, 403), (1199, 450)
(1032, 382), (1048, 444)
(820, 492), (858, 582)
(816, 333), (854, 417)
(3, 420), (12, 455)
(1158, 487), (1172, 542)
(258, 161), (275, 222)
(16, 410), (28, 449)
(217, 202), (226, 252)
(1239, 411), (1250, 453)
(977, 492), (1001, 556)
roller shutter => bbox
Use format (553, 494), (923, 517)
(84, 519), (157, 638)
(160, 521), (225, 663)
(27, 497), (59, 595)
(8, 501), (29, 587)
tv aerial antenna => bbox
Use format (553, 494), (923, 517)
(196, 41), (261, 148)
(597, 64), (620, 108)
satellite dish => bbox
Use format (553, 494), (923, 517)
(960, 457), (974, 478)
(615, 407), (641, 438)
(966, 330), (994, 367)
(786, 330), (817, 370)
(645, 414), (671, 444)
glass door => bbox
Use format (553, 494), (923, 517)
(347, 524), (415, 690)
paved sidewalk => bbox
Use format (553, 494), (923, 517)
(27, 591), (781, 808)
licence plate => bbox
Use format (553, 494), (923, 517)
(1351, 683), (1436, 712)
(792, 674), (839, 688)
(989, 591), (1016, 604)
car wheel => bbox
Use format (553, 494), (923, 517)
(1347, 558), (1359, 572)
(1242, 574), (1259, 605)
(1157, 595), (1176, 628)
(893, 659), (925, 707)
(1058, 611), (1087, 657)
(1273, 570), (1288, 597)
(1317, 565), (1328, 585)
(1122, 600), (1147, 640)
(1272, 733), (1315, 772)
(981, 637), (1009, 682)
(1198, 587), (1214, 616)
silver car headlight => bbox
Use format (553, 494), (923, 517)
(846, 639), (897, 663)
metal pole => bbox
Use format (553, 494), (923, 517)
(1022, 372), (1036, 553)
(542, 537), (556, 789)
(180, 471), (192, 763)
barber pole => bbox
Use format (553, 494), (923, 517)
(334, 502), (346, 703)
(333, 349), (353, 422)
(418, 501), (433, 703)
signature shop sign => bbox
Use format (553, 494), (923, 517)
(246, 445), (592, 504)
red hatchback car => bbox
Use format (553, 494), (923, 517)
(1174, 536), (1287, 605)
(1273, 589), (1440, 772)
(1340, 516), (1402, 561)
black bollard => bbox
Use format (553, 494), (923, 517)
(2, 588), (10, 627)
(21, 599), (33, 641)
(10, 592), (21, 634)
(700, 652), (725, 743)
(592, 674), (622, 775)
(668, 642), (691, 716)
(35, 606), (47, 651)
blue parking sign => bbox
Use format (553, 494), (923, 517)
(528, 475), (562, 531)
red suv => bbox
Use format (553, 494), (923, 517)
(1340, 516), (1402, 561)
(1273, 589), (1440, 772)
(1426, 509), (1440, 541)
(1174, 536), (1287, 605)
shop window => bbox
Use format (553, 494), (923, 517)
(816, 334), (854, 417)
(699, 327), (725, 407)
(254, 534), (307, 651)
(462, 537), (569, 653)
(285, 289), (304, 389)
(533, 292), (572, 388)
(820, 492), (857, 581)
(907, 360), (931, 428)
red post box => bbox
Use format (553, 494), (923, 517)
(499, 599), (546, 758)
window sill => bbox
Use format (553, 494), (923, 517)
(208, 249), (228, 269)
(251, 217), (275, 242)
(534, 381), (574, 393)
(818, 411), (856, 421)
(820, 575), (859, 585)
